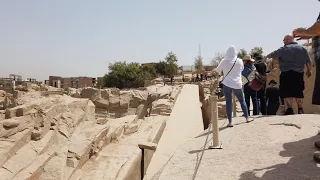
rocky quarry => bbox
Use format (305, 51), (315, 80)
(0, 81), (182, 180)
(0, 65), (318, 180)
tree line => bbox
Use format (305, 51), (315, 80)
(97, 46), (264, 89)
(97, 51), (179, 89)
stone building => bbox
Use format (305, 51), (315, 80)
(48, 76), (96, 89)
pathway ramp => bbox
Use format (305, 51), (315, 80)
(144, 84), (204, 180)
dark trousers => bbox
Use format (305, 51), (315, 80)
(313, 56), (320, 105)
(267, 103), (280, 115)
(257, 86), (267, 115)
(244, 84), (258, 116)
(280, 70), (304, 99)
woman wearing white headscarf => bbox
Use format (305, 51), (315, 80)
(214, 45), (253, 127)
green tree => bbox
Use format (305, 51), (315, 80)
(237, 48), (248, 59)
(194, 56), (204, 70)
(164, 51), (179, 78)
(154, 61), (167, 76)
(211, 53), (224, 67)
(250, 46), (263, 56)
(102, 61), (157, 89)
(96, 77), (105, 88)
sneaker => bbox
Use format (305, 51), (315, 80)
(246, 117), (254, 123)
(314, 151), (320, 163)
(284, 108), (294, 115)
(298, 108), (304, 114)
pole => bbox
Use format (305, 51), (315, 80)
(232, 92), (236, 117)
(138, 142), (157, 179)
(140, 148), (144, 180)
(209, 95), (222, 149)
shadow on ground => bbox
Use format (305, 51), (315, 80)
(239, 135), (320, 180)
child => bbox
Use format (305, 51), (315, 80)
(266, 80), (281, 115)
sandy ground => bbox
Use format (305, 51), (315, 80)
(154, 114), (320, 180)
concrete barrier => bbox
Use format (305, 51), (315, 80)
(144, 84), (204, 179)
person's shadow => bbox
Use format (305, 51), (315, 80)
(239, 135), (320, 180)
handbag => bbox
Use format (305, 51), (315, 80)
(242, 65), (256, 86)
(249, 72), (266, 91)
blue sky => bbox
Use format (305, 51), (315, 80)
(0, 0), (318, 81)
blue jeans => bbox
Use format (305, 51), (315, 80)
(223, 84), (249, 123)
(244, 83), (259, 116)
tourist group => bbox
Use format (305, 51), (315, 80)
(213, 9), (320, 162)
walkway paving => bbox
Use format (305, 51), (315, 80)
(145, 84), (204, 180)
(154, 114), (320, 180)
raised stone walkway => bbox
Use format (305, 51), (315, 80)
(145, 84), (204, 180)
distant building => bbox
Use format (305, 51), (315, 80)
(203, 65), (214, 72)
(9, 74), (22, 81)
(48, 76), (97, 89)
(179, 65), (196, 73)
(44, 80), (49, 85)
(0, 74), (40, 93)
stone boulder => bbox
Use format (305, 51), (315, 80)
(0, 90), (6, 97)
(100, 89), (109, 100)
(80, 87), (101, 101)
(146, 84), (172, 99)
(66, 88), (81, 98)
(16, 83), (41, 92)
(39, 84), (49, 91)
(129, 90), (148, 108)
(151, 99), (173, 116)
(77, 85), (180, 119)
(151, 78), (164, 85)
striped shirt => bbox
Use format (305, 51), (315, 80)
(312, 12), (320, 61)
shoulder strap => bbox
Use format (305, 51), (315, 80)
(221, 59), (237, 82)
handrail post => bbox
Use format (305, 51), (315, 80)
(209, 95), (222, 149)
(138, 142), (157, 180)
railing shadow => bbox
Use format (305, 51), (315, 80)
(189, 125), (212, 180)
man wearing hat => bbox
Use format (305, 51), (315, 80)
(242, 55), (259, 116)
(266, 80), (281, 115)
(252, 53), (268, 115)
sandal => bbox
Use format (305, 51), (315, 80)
(227, 124), (234, 127)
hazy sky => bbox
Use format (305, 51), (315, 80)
(0, 0), (318, 81)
